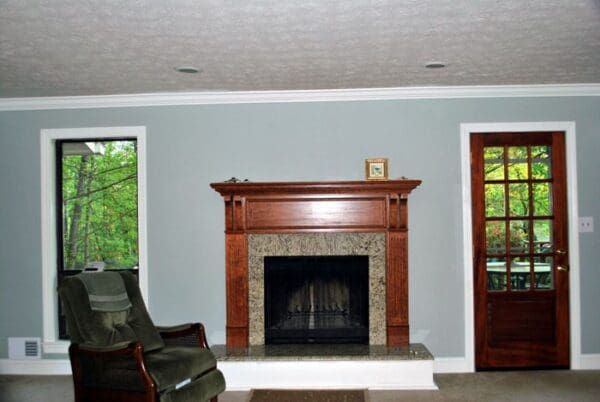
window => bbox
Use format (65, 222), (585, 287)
(41, 127), (147, 352)
(56, 139), (139, 338)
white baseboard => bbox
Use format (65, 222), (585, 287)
(42, 341), (70, 355)
(5, 354), (593, 379)
(433, 357), (473, 373)
(433, 354), (600, 372)
(578, 354), (600, 370)
(0, 359), (71, 375)
(219, 360), (437, 391)
(1, 358), (437, 389)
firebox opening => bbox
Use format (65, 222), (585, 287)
(264, 255), (369, 344)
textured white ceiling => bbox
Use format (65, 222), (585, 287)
(1, 0), (599, 97)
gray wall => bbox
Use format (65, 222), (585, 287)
(1, 96), (599, 360)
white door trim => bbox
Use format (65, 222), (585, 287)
(40, 126), (148, 354)
(459, 121), (581, 371)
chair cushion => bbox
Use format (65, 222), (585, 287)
(79, 346), (222, 394)
(145, 346), (218, 392)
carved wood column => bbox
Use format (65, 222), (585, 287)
(225, 233), (248, 347)
(224, 195), (249, 347)
(386, 194), (410, 345)
(386, 230), (409, 344)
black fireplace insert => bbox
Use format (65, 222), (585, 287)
(264, 255), (369, 344)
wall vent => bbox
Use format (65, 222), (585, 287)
(8, 337), (41, 359)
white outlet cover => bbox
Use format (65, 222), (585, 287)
(579, 216), (594, 233)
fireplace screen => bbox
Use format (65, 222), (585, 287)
(264, 255), (369, 344)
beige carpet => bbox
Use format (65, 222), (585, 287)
(249, 389), (367, 402)
(3, 371), (600, 402)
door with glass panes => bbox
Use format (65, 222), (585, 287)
(471, 132), (569, 369)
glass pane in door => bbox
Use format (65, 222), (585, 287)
(485, 184), (505, 217)
(533, 220), (553, 253)
(510, 220), (529, 254)
(511, 257), (531, 291)
(487, 257), (507, 291)
(533, 183), (552, 216)
(508, 147), (529, 180)
(486, 221), (506, 254)
(484, 147), (505, 180)
(531, 146), (552, 179)
(534, 256), (554, 289)
(508, 183), (529, 216)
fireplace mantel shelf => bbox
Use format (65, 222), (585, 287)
(211, 179), (421, 348)
(211, 179), (421, 196)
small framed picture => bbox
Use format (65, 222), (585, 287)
(365, 158), (388, 181)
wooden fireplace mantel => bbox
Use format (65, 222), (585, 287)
(210, 180), (421, 347)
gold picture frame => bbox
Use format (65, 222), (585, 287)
(365, 158), (388, 180)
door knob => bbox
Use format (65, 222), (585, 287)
(556, 249), (567, 255)
(557, 265), (569, 272)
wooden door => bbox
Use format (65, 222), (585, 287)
(472, 132), (569, 369)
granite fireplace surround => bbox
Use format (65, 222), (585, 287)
(211, 180), (421, 348)
(248, 232), (386, 345)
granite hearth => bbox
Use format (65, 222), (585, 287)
(213, 343), (436, 390)
(213, 343), (432, 361)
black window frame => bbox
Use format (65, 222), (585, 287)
(56, 137), (139, 339)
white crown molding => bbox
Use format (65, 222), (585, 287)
(0, 84), (599, 111)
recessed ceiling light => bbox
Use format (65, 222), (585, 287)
(425, 62), (446, 69)
(175, 66), (200, 74)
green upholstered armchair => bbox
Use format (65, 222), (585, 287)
(58, 271), (226, 402)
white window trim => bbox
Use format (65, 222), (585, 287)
(459, 122), (581, 371)
(41, 126), (148, 354)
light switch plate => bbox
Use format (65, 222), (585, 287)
(579, 216), (594, 233)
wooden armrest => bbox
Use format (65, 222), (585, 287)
(157, 322), (209, 348)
